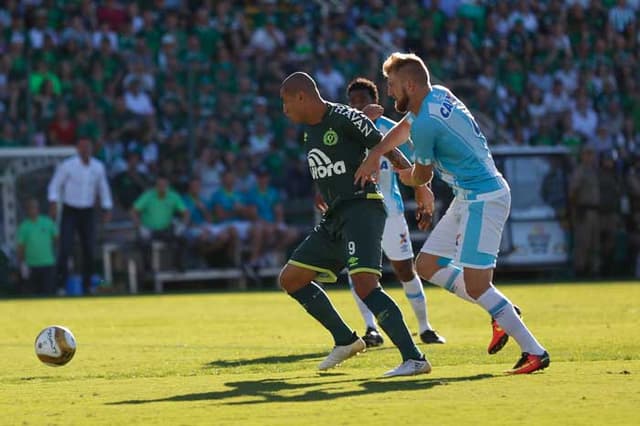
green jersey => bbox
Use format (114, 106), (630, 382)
(17, 215), (58, 267)
(303, 102), (383, 209)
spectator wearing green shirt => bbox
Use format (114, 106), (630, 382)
(132, 175), (190, 272)
(0, 122), (21, 147)
(17, 199), (58, 295)
(29, 60), (62, 96)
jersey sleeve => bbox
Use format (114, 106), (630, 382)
(343, 109), (383, 149)
(408, 112), (439, 166)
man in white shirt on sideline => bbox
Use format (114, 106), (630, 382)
(48, 138), (113, 295)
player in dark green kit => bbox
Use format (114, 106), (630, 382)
(278, 72), (431, 376)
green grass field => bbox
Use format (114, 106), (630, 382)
(1, 282), (639, 425)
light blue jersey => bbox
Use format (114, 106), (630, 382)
(375, 116), (413, 216)
(407, 85), (507, 199)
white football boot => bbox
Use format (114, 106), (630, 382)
(318, 337), (366, 370)
(383, 357), (432, 377)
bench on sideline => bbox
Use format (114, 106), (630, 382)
(102, 240), (282, 294)
(101, 200), (429, 294)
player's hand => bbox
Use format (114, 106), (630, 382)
(362, 104), (384, 121)
(314, 193), (328, 213)
(354, 152), (381, 187)
(414, 185), (434, 231)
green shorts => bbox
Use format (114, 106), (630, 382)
(288, 198), (386, 283)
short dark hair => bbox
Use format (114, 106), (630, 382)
(346, 77), (379, 104)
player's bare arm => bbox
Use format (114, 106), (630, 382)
(382, 147), (412, 171)
(355, 117), (412, 186)
(314, 192), (328, 213)
(398, 163), (433, 187)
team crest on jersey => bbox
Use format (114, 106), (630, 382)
(323, 128), (338, 146)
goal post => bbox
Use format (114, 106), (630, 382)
(0, 147), (75, 261)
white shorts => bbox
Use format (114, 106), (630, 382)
(187, 223), (231, 240)
(382, 213), (414, 261)
(420, 191), (511, 269)
(228, 220), (253, 240)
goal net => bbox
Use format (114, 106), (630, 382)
(0, 147), (75, 262)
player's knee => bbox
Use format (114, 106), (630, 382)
(278, 266), (293, 292)
(391, 259), (416, 282)
(350, 273), (379, 299)
(278, 264), (308, 293)
(415, 253), (442, 281)
(462, 268), (492, 299)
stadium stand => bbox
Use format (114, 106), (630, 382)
(1, 1), (640, 293)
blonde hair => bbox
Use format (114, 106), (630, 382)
(382, 52), (430, 86)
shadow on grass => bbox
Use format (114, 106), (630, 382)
(204, 351), (328, 368)
(108, 373), (495, 406)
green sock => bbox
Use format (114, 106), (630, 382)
(363, 287), (423, 361)
(289, 282), (356, 346)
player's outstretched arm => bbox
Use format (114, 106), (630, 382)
(383, 147), (412, 171)
(354, 117), (412, 186)
(414, 184), (434, 231)
(398, 163), (433, 187)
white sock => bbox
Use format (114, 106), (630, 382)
(428, 263), (475, 303)
(348, 276), (377, 330)
(401, 275), (432, 333)
(476, 286), (546, 355)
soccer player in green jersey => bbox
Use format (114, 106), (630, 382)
(278, 72), (431, 376)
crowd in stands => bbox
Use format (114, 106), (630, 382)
(3, 0), (640, 286)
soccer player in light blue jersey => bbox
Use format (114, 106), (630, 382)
(346, 77), (445, 347)
(355, 53), (549, 374)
